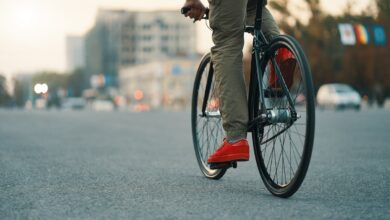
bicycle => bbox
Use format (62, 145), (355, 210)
(183, 0), (315, 198)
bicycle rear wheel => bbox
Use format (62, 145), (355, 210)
(252, 35), (315, 197)
(191, 53), (227, 179)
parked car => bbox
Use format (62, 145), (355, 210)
(317, 83), (361, 110)
(91, 99), (114, 111)
(62, 97), (86, 110)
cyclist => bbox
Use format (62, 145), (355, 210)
(182, 0), (280, 165)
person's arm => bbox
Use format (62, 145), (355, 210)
(182, 0), (206, 22)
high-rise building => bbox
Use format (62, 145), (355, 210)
(84, 9), (196, 87)
(85, 9), (131, 87)
(66, 36), (85, 71)
(127, 11), (197, 64)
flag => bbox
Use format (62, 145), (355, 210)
(354, 24), (370, 45)
(372, 25), (387, 46)
(338, 23), (356, 46)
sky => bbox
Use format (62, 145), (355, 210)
(0, 0), (373, 77)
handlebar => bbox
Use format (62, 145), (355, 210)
(181, 7), (209, 20)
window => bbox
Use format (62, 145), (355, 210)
(122, 47), (130, 52)
(143, 24), (151, 30)
(156, 18), (168, 30)
(143, 47), (152, 53)
(143, 35), (153, 41)
(161, 47), (168, 53)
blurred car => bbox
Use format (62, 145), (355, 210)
(317, 83), (361, 110)
(133, 103), (150, 112)
(35, 98), (47, 110)
(91, 99), (114, 111)
(62, 98), (86, 110)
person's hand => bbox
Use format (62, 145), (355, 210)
(182, 0), (206, 22)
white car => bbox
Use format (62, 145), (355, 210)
(317, 83), (361, 110)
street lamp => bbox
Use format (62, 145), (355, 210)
(34, 83), (48, 94)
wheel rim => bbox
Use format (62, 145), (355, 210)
(193, 61), (225, 176)
(256, 45), (311, 188)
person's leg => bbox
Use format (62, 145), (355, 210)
(246, 0), (280, 40)
(208, 0), (248, 141)
(246, 1), (297, 91)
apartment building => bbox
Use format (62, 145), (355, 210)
(119, 58), (198, 110)
(84, 9), (196, 87)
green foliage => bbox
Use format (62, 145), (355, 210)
(67, 68), (86, 97)
(13, 78), (25, 107)
(31, 68), (87, 97)
(377, 0), (390, 21)
(32, 71), (68, 93)
(0, 75), (11, 106)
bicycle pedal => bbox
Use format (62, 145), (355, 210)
(209, 161), (237, 170)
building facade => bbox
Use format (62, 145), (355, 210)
(84, 9), (196, 88)
(66, 36), (85, 71)
(85, 9), (131, 87)
(119, 58), (198, 110)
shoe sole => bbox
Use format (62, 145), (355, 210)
(207, 153), (249, 164)
(209, 161), (238, 170)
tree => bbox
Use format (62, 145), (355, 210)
(376, 0), (390, 22)
(67, 68), (87, 97)
(269, 0), (390, 99)
(13, 79), (22, 107)
(0, 75), (11, 106)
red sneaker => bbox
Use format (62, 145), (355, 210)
(207, 139), (249, 164)
(269, 48), (296, 89)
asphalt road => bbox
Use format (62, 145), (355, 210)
(1, 109), (389, 219)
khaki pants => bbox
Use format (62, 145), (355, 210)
(208, 0), (279, 140)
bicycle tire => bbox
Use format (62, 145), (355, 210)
(191, 53), (227, 179)
(252, 35), (315, 197)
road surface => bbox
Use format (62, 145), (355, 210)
(0, 109), (389, 219)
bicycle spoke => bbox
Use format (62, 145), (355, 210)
(253, 43), (314, 191)
(194, 61), (225, 170)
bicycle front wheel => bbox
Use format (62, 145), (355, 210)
(252, 35), (315, 197)
(191, 53), (227, 179)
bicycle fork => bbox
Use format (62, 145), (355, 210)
(249, 34), (298, 130)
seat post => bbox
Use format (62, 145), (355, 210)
(254, 0), (264, 31)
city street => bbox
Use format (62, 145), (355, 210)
(0, 109), (389, 219)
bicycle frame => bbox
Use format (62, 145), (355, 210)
(198, 0), (297, 128)
(247, 0), (297, 130)
(189, 1), (315, 196)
